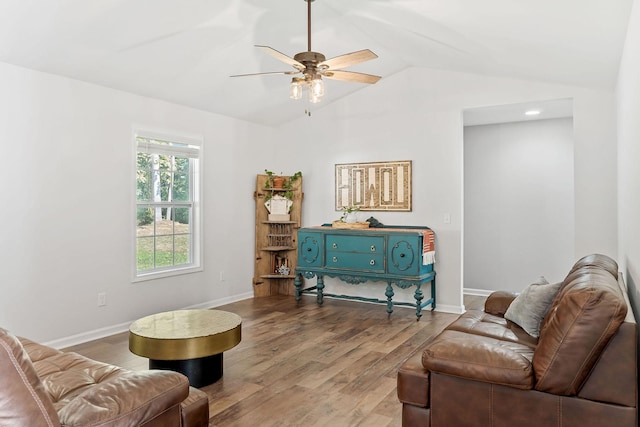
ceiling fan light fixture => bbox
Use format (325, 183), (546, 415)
(289, 77), (304, 100)
(232, 0), (380, 106)
(310, 76), (324, 98)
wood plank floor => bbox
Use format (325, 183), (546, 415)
(64, 295), (485, 427)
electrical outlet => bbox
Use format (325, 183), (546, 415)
(219, 271), (225, 282)
(98, 292), (107, 307)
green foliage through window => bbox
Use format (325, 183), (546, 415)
(135, 135), (199, 274)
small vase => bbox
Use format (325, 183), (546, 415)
(344, 213), (358, 223)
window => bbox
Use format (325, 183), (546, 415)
(134, 131), (202, 280)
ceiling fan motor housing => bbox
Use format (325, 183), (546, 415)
(294, 51), (326, 66)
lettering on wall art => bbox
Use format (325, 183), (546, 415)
(335, 160), (412, 211)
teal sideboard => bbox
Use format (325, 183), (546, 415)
(294, 225), (436, 318)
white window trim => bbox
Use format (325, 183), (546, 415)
(132, 128), (204, 282)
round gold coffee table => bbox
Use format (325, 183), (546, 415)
(129, 309), (241, 387)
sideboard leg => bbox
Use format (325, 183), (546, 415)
(294, 274), (302, 301)
(385, 283), (394, 314)
(414, 283), (424, 319)
(316, 275), (324, 305)
(431, 276), (436, 310)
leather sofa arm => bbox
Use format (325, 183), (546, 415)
(57, 370), (189, 426)
(484, 291), (517, 317)
(398, 350), (430, 407)
(421, 330), (534, 390)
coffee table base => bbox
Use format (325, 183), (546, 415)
(149, 353), (223, 388)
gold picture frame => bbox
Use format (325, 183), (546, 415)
(335, 160), (412, 211)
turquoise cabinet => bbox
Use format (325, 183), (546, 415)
(295, 225), (436, 318)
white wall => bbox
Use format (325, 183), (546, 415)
(464, 118), (575, 293)
(617, 0), (640, 316)
(278, 68), (617, 313)
(0, 61), (276, 344)
(0, 51), (621, 343)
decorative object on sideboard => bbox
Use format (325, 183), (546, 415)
(366, 217), (383, 227)
(332, 204), (369, 229)
(340, 205), (360, 223)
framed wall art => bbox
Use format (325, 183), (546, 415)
(335, 160), (412, 211)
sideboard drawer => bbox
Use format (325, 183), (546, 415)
(326, 252), (385, 272)
(326, 235), (384, 253)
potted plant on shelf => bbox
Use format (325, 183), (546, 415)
(264, 170), (302, 190)
(264, 170), (302, 196)
(263, 170), (302, 220)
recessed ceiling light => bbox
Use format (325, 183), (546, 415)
(525, 109), (541, 116)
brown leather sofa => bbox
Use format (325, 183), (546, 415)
(0, 328), (209, 426)
(397, 254), (638, 427)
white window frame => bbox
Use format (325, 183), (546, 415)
(133, 128), (203, 282)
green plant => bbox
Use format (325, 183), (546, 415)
(264, 169), (275, 189)
(264, 170), (302, 199)
(137, 207), (154, 226)
(283, 171), (302, 189)
(339, 205), (360, 221)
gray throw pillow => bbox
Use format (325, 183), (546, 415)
(504, 277), (562, 338)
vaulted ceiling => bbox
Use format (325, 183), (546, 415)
(0, 0), (633, 126)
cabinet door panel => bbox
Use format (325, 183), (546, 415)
(387, 235), (421, 275)
(298, 232), (323, 267)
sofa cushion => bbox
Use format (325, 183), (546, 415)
(446, 310), (538, 348)
(57, 370), (189, 427)
(504, 277), (562, 338)
(421, 330), (535, 390)
(533, 271), (628, 395)
(0, 328), (61, 427)
(19, 336), (193, 427)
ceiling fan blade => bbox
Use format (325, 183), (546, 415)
(323, 70), (381, 84)
(230, 71), (300, 78)
(319, 49), (378, 70)
(255, 45), (305, 70)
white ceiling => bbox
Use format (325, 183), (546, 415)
(0, 1), (633, 126)
(463, 98), (574, 126)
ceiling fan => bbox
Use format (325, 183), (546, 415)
(231, 0), (381, 104)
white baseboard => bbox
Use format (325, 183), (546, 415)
(44, 322), (133, 350)
(44, 292), (254, 349)
(186, 292), (254, 310)
(464, 288), (493, 297)
(434, 304), (466, 314)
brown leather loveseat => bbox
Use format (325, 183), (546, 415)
(0, 328), (209, 426)
(397, 254), (638, 426)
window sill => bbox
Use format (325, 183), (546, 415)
(133, 265), (203, 283)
